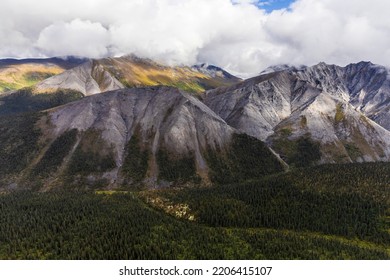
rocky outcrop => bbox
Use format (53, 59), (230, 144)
(204, 62), (390, 164)
(4, 86), (282, 190)
(49, 86), (233, 169)
(35, 60), (124, 96)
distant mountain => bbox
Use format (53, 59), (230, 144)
(35, 55), (241, 96)
(0, 55), (241, 118)
(0, 57), (87, 93)
(0, 56), (87, 69)
(191, 63), (241, 81)
(35, 60), (124, 96)
(204, 62), (390, 165)
(259, 64), (305, 75)
(0, 86), (284, 190)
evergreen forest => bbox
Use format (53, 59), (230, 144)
(0, 163), (389, 260)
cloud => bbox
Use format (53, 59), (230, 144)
(264, 0), (390, 68)
(0, 0), (390, 76)
(36, 19), (110, 58)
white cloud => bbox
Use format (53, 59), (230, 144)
(0, 0), (390, 76)
(36, 19), (110, 58)
(264, 0), (390, 68)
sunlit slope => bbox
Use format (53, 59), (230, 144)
(99, 56), (241, 93)
(0, 57), (87, 94)
(35, 55), (242, 96)
(0, 63), (65, 93)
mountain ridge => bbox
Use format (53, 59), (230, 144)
(1, 59), (390, 190)
(204, 61), (390, 165)
(35, 55), (241, 96)
(0, 86), (284, 190)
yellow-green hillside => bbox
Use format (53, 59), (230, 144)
(99, 56), (241, 93)
(0, 63), (65, 93)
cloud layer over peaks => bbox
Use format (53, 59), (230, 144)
(1, 0), (390, 76)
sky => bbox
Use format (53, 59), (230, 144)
(1, 0), (390, 76)
(255, 0), (295, 12)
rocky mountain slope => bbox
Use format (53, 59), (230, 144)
(35, 60), (124, 96)
(0, 86), (284, 190)
(0, 55), (240, 118)
(204, 62), (390, 164)
(1, 59), (390, 190)
(36, 55), (241, 96)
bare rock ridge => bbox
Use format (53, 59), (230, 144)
(35, 55), (242, 96)
(49, 86), (233, 164)
(11, 86), (283, 189)
(35, 60), (124, 96)
(204, 62), (390, 164)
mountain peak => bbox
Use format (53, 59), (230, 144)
(260, 64), (305, 75)
(311, 61), (340, 70)
(31, 55), (241, 95)
(356, 61), (373, 66)
(204, 61), (390, 165)
(191, 63), (241, 81)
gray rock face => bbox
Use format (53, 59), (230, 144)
(36, 60), (124, 96)
(345, 62), (390, 130)
(204, 72), (293, 140)
(290, 61), (390, 131)
(48, 86), (235, 184)
(51, 86), (233, 156)
(204, 62), (390, 163)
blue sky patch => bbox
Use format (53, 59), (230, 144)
(256, 0), (295, 12)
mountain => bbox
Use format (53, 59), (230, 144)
(0, 55), (241, 118)
(0, 86), (284, 190)
(191, 63), (241, 82)
(35, 55), (241, 96)
(1, 59), (389, 260)
(0, 56), (87, 69)
(2, 59), (390, 189)
(35, 60), (124, 96)
(0, 57), (87, 93)
(259, 64), (305, 75)
(204, 62), (390, 165)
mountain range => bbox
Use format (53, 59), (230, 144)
(34, 55), (241, 96)
(204, 61), (390, 165)
(0, 56), (390, 190)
